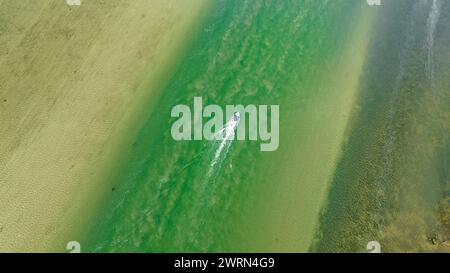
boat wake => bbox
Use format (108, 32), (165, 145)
(425, 0), (441, 83)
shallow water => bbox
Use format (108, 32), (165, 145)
(84, 0), (372, 252)
(83, 0), (449, 252)
(312, 0), (450, 253)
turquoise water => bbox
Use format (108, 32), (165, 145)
(84, 0), (369, 252)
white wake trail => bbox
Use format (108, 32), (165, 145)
(207, 112), (241, 177)
(425, 0), (441, 82)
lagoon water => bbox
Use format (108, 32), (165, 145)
(84, 0), (449, 252)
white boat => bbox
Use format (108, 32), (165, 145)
(208, 112), (241, 175)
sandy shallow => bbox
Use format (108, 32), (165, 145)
(0, 0), (209, 252)
(237, 12), (375, 252)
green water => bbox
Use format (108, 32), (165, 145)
(84, 0), (450, 252)
(84, 0), (373, 252)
